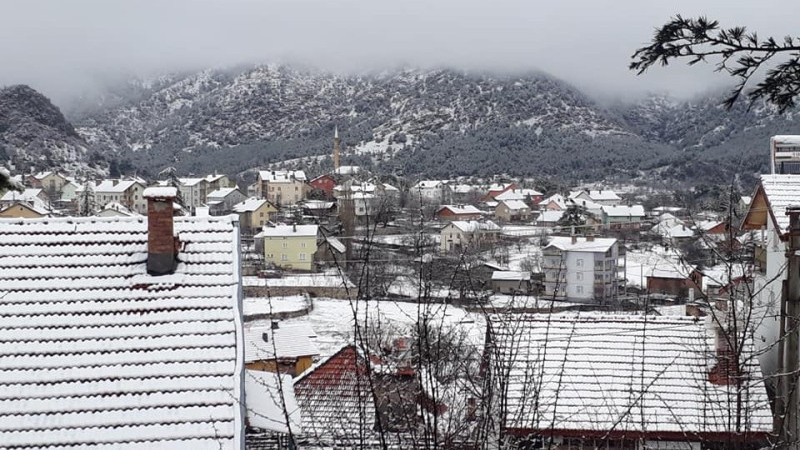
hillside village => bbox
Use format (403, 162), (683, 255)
(0, 133), (798, 449)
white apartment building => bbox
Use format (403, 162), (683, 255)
(542, 236), (619, 302)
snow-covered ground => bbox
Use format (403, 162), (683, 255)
(623, 245), (685, 288)
(253, 297), (484, 359)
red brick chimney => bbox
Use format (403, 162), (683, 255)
(708, 326), (740, 386)
(143, 187), (179, 276)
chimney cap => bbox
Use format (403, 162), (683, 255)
(143, 186), (178, 199)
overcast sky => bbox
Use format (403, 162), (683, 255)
(1, 0), (798, 106)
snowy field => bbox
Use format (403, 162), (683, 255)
(243, 295), (309, 317)
(250, 297), (485, 359)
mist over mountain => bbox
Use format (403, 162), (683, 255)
(2, 65), (795, 185)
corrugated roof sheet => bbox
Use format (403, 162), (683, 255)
(0, 215), (244, 449)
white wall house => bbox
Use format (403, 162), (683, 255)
(542, 236), (619, 302)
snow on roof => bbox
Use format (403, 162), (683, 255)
(1, 188), (42, 203)
(489, 313), (771, 435)
(658, 212), (679, 222)
(178, 177), (204, 186)
(0, 215), (244, 448)
(302, 200), (335, 210)
(491, 270), (531, 281)
(143, 186), (178, 198)
(499, 199), (529, 211)
(244, 322), (319, 362)
(761, 174), (800, 231)
(95, 179), (143, 193)
(601, 204), (645, 217)
(1, 167), (24, 191)
(260, 224), (318, 237)
(258, 170), (307, 182)
(494, 189), (524, 201)
(439, 204), (482, 215)
(233, 197), (271, 213)
(206, 187), (240, 199)
(450, 220), (501, 233)
(772, 135), (800, 145)
(334, 165), (361, 175)
(740, 195), (752, 205)
(536, 210), (564, 223)
(413, 180), (445, 189)
(245, 370), (302, 434)
(570, 189), (622, 201)
(542, 193), (568, 209)
(546, 236), (616, 252)
(293, 345), (378, 444)
(0, 201), (50, 216)
(667, 224), (694, 238)
(101, 201), (135, 216)
(449, 184), (476, 194)
(326, 237), (346, 254)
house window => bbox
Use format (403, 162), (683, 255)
(266, 253), (273, 259)
(259, 212), (264, 217)
(576, 258), (584, 267)
(282, 242), (288, 249)
(576, 272), (583, 281)
(299, 253), (306, 261)
(301, 242), (307, 248)
(281, 254), (288, 261)
(576, 286), (584, 294)
(270, 187), (274, 192)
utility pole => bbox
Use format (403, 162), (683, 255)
(783, 207), (800, 449)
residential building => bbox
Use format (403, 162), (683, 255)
(96, 201), (139, 217)
(244, 321), (319, 376)
(436, 204), (483, 221)
(309, 174), (337, 199)
(600, 204), (646, 230)
(0, 188), (49, 213)
(233, 197), (278, 235)
(742, 174), (800, 379)
(440, 220), (501, 253)
(569, 189), (622, 206)
(491, 271), (532, 294)
(535, 209), (564, 226)
(446, 184), (479, 204)
(0, 201), (48, 218)
(540, 193), (569, 211)
(494, 187), (543, 206)
(260, 224), (319, 271)
(495, 199), (531, 222)
(94, 178), (147, 214)
(177, 177), (209, 211)
(0, 189), (252, 448)
(206, 187), (247, 215)
(646, 266), (704, 300)
(487, 313), (771, 449)
(257, 170), (307, 206)
(410, 180), (448, 204)
(483, 182), (517, 200)
(542, 236), (619, 302)
(28, 171), (68, 194)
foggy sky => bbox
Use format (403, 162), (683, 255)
(1, 0), (798, 107)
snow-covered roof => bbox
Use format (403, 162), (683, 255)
(178, 177), (205, 187)
(450, 220), (501, 233)
(494, 189), (524, 201)
(412, 180), (445, 189)
(326, 237), (346, 254)
(667, 224), (694, 238)
(491, 270), (531, 281)
(206, 187), (241, 200)
(95, 179), (143, 193)
(302, 200), (335, 210)
(233, 197), (271, 213)
(542, 193), (568, 210)
(772, 135), (800, 145)
(601, 204), (645, 217)
(293, 345), (378, 444)
(100, 201), (135, 216)
(244, 322), (319, 362)
(245, 370), (302, 434)
(536, 210), (564, 223)
(244, 274), (356, 289)
(258, 170), (307, 182)
(1, 188), (43, 203)
(260, 224), (318, 238)
(0, 201), (50, 217)
(438, 204), (482, 215)
(570, 189), (622, 202)
(499, 199), (529, 211)
(449, 184), (476, 194)
(489, 313), (771, 435)
(334, 165), (361, 175)
(0, 215), (245, 449)
(760, 174), (800, 231)
(546, 236), (616, 252)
